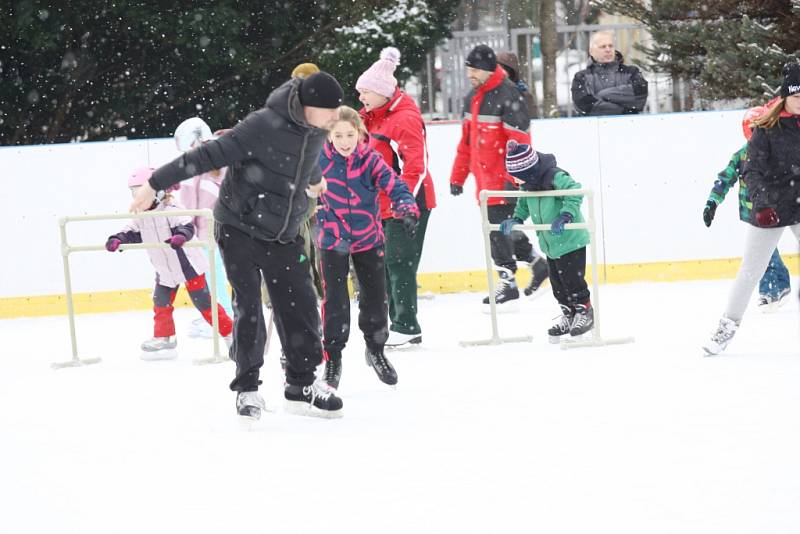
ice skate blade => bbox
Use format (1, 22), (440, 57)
(385, 336), (422, 349)
(193, 354), (231, 365)
(549, 335), (565, 344)
(702, 345), (721, 357)
(559, 333), (590, 346)
(758, 300), (787, 313)
(481, 301), (520, 314)
(284, 400), (343, 419)
(238, 414), (260, 430)
(140, 349), (178, 361)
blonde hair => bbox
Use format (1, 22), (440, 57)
(333, 105), (369, 141)
(752, 98), (785, 129)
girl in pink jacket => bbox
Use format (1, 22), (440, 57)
(174, 116), (234, 330)
(105, 167), (233, 360)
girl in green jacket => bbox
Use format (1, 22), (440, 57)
(502, 141), (593, 342)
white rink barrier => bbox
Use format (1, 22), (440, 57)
(53, 209), (228, 369)
(459, 189), (635, 350)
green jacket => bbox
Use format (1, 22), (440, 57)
(708, 145), (751, 222)
(511, 153), (590, 259)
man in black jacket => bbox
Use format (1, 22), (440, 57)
(571, 31), (648, 116)
(131, 72), (344, 420)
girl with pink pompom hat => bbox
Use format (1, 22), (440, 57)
(356, 47), (437, 348)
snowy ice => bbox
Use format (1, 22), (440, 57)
(1, 278), (799, 533)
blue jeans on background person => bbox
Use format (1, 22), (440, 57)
(759, 249), (790, 298)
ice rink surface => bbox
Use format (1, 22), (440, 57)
(1, 279), (799, 534)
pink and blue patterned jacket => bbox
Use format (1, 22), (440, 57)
(316, 141), (419, 253)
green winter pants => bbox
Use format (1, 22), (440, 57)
(383, 209), (431, 335)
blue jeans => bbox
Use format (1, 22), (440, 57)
(759, 249), (790, 297)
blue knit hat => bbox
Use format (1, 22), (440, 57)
(505, 140), (539, 182)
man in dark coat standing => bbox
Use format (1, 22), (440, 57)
(571, 31), (648, 116)
(130, 72), (345, 420)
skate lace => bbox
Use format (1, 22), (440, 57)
(711, 320), (736, 343)
(324, 362), (338, 384)
(556, 314), (572, 329)
(304, 382), (332, 404)
(493, 276), (513, 296)
(572, 313), (586, 329)
(372, 351), (391, 373)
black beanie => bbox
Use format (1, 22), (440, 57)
(299, 71), (344, 109)
(781, 61), (800, 98)
(465, 44), (497, 72)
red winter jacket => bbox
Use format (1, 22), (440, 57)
(360, 89), (437, 219)
(450, 66), (532, 206)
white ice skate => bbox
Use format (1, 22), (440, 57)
(236, 391), (267, 427)
(385, 330), (422, 348)
(140, 336), (178, 361)
(702, 316), (739, 356)
(758, 288), (791, 313)
(187, 317), (213, 339)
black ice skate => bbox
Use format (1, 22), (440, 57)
(236, 391), (266, 421)
(323, 358), (342, 391)
(365, 346), (398, 386)
(569, 303), (594, 337)
(548, 304), (575, 344)
(284, 381), (344, 418)
(524, 257), (550, 296)
(482, 267), (519, 305)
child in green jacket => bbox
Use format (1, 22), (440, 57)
(502, 140), (593, 342)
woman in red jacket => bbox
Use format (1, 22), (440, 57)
(357, 47), (437, 347)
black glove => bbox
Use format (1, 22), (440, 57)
(402, 213), (419, 237)
(702, 200), (717, 227)
(450, 184), (463, 196)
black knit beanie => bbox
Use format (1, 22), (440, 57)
(299, 72), (344, 109)
(465, 44), (497, 72)
(780, 61), (800, 98)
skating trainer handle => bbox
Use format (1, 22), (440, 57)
(54, 209), (222, 369)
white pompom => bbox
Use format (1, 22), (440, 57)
(380, 46), (401, 65)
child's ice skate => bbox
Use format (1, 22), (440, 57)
(702, 316), (739, 356)
(548, 305), (574, 344)
(524, 257), (550, 297)
(236, 391), (266, 426)
(569, 303), (594, 339)
(140, 335), (178, 360)
(758, 287), (791, 313)
(187, 317), (213, 339)
(482, 266), (520, 311)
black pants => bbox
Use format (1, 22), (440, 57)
(319, 246), (389, 360)
(216, 223), (322, 391)
(547, 246), (590, 307)
(488, 203), (535, 272)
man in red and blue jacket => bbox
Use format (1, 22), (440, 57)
(450, 44), (549, 305)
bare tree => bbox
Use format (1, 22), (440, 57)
(540, 0), (558, 116)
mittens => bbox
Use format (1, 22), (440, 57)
(165, 234), (187, 249)
(105, 237), (122, 252)
(550, 212), (573, 236)
(703, 200), (717, 227)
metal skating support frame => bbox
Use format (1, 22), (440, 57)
(459, 189), (635, 349)
(52, 209), (228, 369)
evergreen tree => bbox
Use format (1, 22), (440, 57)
(1, 1), (458, 145)
(595, 0), (800, 105)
